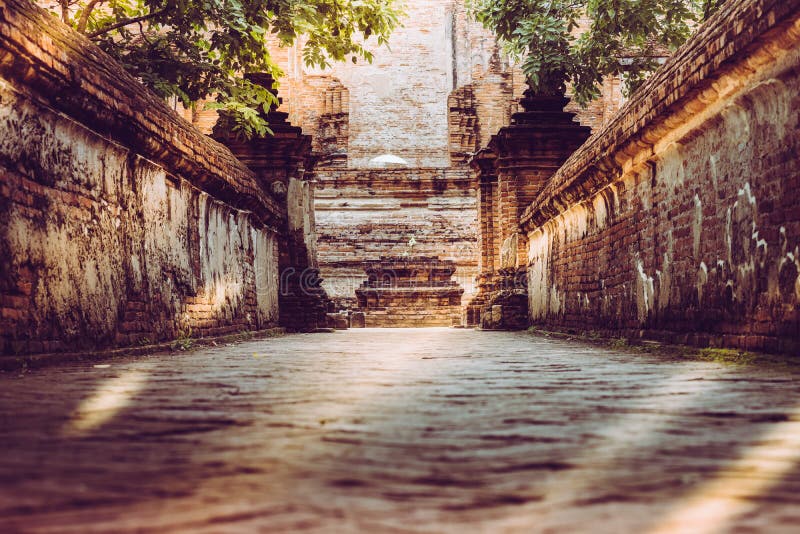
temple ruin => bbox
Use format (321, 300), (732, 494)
(2, 0), (800, 530)
(0, 0), (798, 355)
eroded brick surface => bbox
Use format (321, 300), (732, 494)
(0, 1), (286, 354)
(518, 0), (800, 351)
(1, 329), (800, 532)
(356, 258), (464, 326)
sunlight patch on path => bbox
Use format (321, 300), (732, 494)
(61, 369), (149, 438)
(648, 405), (800, 534)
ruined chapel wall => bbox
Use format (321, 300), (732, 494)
(270, 0), (527, 169)
(0, 0), (282, 355)
(271, 1), (501, 313)
(315, 168), (478, 309)
(307, 0), (458, 168)
(522, 0), (800, 352)
(449, 0), (528, 149)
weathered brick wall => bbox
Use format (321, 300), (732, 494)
(300, 2), (626, 320)
(0, 0), (283, 355)
(282, 0), (459, 167)
(315, 168), (478, 309)
(522, 0), (800, 352)
(269, 0), (531, 169)
(272, 1), (517, 317)
(161, 1), (625, 147)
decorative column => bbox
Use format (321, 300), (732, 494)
(474, 89), (591, 330)
(315, 80), (350, 169)
(213, 73), (330, 332)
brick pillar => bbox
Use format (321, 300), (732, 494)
(476, 150), (498, 276)
(213, 74), (329, 332)
(493, 91), (591, 270)
(465, 148), (497, 326)
(472, 90), (591, 330)
(316, 80), (350, 169)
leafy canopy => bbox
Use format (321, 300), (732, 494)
(468, 0), (722, 104)
(53, 0), (403, 138)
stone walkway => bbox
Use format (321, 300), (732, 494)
(1, 329), (799, 533)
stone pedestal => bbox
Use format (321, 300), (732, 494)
(213, 74), (330, 331)
(466, 91), (591, 330)
(355, 257), (464, 327)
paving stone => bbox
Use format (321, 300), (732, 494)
(1, 328), (799, 533)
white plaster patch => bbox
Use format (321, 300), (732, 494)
(559, 202), (589, 241)
(199, 196), (248, 316)
(634, 257), (656, 323)
(141, 166), (194, 312)
(527, 228), (551, 321)
(748, 78), (792, 141)
(709, 153), (720, 192)
(725, 206), (733, 266)
(697, 262), (708, 305)
(500, 233), (519, 270)
(8, 201), (124, 337)
(549, 284), (562, 316)
(721, 103), (752, 153)
(796, 249), (800, 302)
(693, 194), (703, 259)
(726, 182), (761, 307)
(253, 228), (280, 324)
(657, 231), (674, 313)
(656, 143), (686, 191)
(739, 182), (757, 207)
(593, 193), (608, 230)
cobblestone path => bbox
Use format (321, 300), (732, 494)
(1, 329), (800, 533)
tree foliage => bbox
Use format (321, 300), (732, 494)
(52, 0), (403, 137)
(468, 0), (723, 104)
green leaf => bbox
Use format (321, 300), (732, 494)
(468, 0), (717, 104)
(72, 0), (404, 139)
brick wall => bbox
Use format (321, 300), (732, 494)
(299, 1), (625, 320)
(171, 2), (622, 152)
(268, 0), (530, 169)
(0, 0), (283, 355)
(522, 0), (800, 352)
(315, 168), (478, 309)
(272, 1), (519, 317)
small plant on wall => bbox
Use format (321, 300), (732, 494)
(467, 0), (723, 104)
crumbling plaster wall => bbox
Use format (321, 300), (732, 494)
(523, 0), (800, 352)
(0, 0), (282, 355)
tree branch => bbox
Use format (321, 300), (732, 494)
(59, 0), (70, 24)
(138, 20), (153, 45)
(86, 9), (168, 39)
(76, 0), (105, 34)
